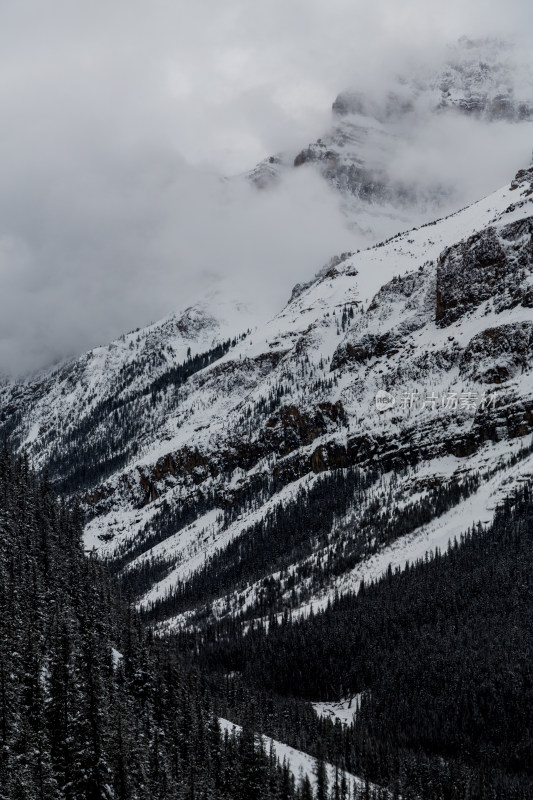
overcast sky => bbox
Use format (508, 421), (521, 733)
(1, 1), (533, 376)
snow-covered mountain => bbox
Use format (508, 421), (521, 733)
(0, 297), (256, 492)
(3, 158), (533, 634)
(248, 38), (533, 243)
(3, 37), (533, 635)
(127, 163), (533, 630)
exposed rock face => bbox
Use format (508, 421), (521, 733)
(331, 332), (395, 368)
(109, 400), (347, 510)
(292, 141), (416, 209)
(4, 161), (533, 628)
(247, 155), (284, 189)
(510, 167), (533, 192)
(460, 322), (533, 383)
(433, 37), (533, 121)
(436, 218), (533, 326)
(331, 267), (433, 371)
(249, 38), (533, 249)
(331, 38), (533, 126)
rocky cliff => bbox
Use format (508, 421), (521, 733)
(3, 163), (533, 632)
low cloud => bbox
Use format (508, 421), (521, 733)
(388, 114), (533, 211)
(0, 1), (532, 375)
(0, 155), (357, 375)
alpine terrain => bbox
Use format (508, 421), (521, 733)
(248, 37), (533, 243)
(2, 37), (533, 800)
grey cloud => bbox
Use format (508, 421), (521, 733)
(0, 1), (532, 375)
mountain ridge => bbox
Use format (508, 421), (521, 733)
(3, 161), (533, 634)
(247, 37), (533, 244)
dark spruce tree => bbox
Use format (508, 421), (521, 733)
(0, 446), (304, 800)
(182, 478), (533, 800)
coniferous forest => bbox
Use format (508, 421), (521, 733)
(0, 447), (322, 800)
(178, 484), (533, 800)
(2, 444), (533, 798)
(4, 12), (533, 800)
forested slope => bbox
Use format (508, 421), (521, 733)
(0, 448), (316, 800)
(187, 482), (533, 800)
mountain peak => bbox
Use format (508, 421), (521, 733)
(245, 38), (533, 252)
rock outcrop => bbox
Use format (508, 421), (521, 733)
(436, 218), (533, 326)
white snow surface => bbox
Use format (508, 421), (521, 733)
(159, 437), (533, 632)
(218, 718), (379, 795)
(111, 648), (123, 668)
(4, 157), (533, 631)
(312, 695), (363, 727)
(288, 442), (533, 622)
(85, 164), (533, 628)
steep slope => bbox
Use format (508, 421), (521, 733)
(62, 164), (533, 628)
(0, 449), (312, 800)
(219, 718), (377, 799)
(247, 38), (533, 243)
(3, 155), (533, 632)
(0, 299), (253, 493)
(200, 485), (533, 799)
